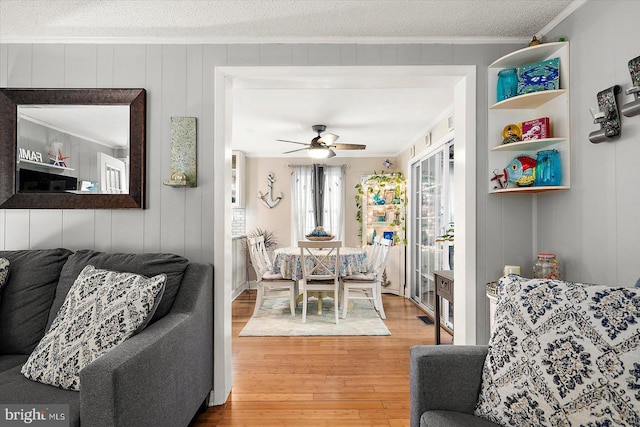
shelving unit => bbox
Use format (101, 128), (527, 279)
(18, 159), (74, 171)
(488, 41), (570, 194)
(359, 173), (406, 295)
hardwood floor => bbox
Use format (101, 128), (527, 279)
(190, 291), (452, 426)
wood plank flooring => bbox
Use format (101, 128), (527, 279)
(190, 291), (452, 427)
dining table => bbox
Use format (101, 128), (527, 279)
(272, 246), (369, 281)
(271, 246), (369, 315)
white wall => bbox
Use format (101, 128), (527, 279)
(244, 156), (397, 248)
(537, 1), (640, 287)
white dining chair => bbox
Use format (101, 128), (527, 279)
(248, 236), (298, 317)
(298, 240), (342, 324)
(341, 237), (392, 319)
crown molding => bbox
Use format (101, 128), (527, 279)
(537, 0), (587, 38)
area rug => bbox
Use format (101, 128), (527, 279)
(239, 297), (390, 336)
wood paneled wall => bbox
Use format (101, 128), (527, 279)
(1, 42), (531, 347)
(538, 1), (640, 287)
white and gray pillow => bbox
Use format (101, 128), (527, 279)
(0, 257), (9, 294)
(475, 275), (640, 426)
(21, 265), (166, 391)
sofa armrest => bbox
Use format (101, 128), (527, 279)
(80, 263), (213, 427)
(410, 345), (488, 427)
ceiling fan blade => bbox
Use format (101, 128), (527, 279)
(318, 133), (339, 145)
(327, 149), (337, 158)
(330, 143), (366, 150)
(282, 147), (310, 154)
(276, 139), (309, 146)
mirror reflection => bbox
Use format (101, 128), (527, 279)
(17, 105), (130, 194)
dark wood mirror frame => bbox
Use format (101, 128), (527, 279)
(0, 88), (146, 209)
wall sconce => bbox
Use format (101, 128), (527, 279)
(163, 117), (197, 187)
(589, 85), (621, 144)
(621, 55), (640, 117)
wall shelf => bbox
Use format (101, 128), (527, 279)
(491, 185), (570, 194)
(488, 41), (571, 194)
(18, 159), (74, 171)
(490, 89), (567, 110)
(491, 137), (566, 152)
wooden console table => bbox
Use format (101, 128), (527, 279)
(433, 270), (454, 345)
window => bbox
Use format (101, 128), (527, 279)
(291, 164), (345, 244)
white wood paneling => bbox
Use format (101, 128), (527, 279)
(62, 210), (95, 250)
(143, 44), (163, 253)
(356, 44), (381, 65)
(160, 44), (187, 256)
(29, 211), (63, 248)
(64, 45), (97, 87)
(184, 45), (204, 262)
(33, 44), (64, 87)
(4, 210), (30, 250)
(7, 44), (32, 86)
(259, 44), (292, 66)
(538, 0), (640, 287)
(308, 44), (341, 65)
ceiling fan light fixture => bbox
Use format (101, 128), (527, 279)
(309, 146), (330, 159)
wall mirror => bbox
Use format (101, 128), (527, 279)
(0, 88), (146, 209)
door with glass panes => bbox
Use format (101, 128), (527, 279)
(411, 141), (454, 328)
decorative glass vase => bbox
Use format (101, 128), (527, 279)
(534, 149), (562, 186)
(534, 253), (561, 279)
(497, 68), (518, 102)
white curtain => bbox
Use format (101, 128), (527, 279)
(290, 165), (314, 245)
(322, 165), (345, 241)
(291, 164), (345, 244)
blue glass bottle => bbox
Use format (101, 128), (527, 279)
(534, 149), (562, 186)
(497, 68), (518, 102)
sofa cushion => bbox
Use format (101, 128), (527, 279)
(0, 354), (28, 372)
(475, 275), (640, 426)
(0, 249), (73, 355)
(421, 410), (500, 427)
(46, 249), (188, 331)
(0, 365), (80, 427)
(22, 265), (166, 391)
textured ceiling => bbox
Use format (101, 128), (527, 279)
(1, 0), (575, 43)
(1, 0), (581, 158)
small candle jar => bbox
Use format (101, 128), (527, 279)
(534, 253), (561, 279)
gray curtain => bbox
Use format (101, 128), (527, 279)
(312, 164), (324, 228)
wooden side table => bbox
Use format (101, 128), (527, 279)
(433, 270), (454, 345)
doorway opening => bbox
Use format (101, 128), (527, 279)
(214, 65), (476, 405)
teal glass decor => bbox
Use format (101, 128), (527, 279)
(497, 68), (518, 102)
(534, 149), (562, 186)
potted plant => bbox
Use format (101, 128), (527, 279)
(436, 223), (454, 269)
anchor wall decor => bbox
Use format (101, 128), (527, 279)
(257, 172), (283, 209)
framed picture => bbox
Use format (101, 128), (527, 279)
(384, 190), (395, 204)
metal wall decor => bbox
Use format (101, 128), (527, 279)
(622, 55), (640, 117)
(163, 117), (197, 187)
(589, 85), (622, 144)
(257, 172), (283, 209)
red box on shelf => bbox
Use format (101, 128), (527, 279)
(521, 117), (551, 141)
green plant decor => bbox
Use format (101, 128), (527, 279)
(243, 228), (280, 261)
(355, 172), (407, 245)
(435, 223), (454, 243)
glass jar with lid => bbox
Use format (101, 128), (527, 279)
(534, 253), (561, 279)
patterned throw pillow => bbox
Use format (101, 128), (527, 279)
(21, 265), (166, 391)
(0, 258), (9, 299)
(475, 275), (640, 426)
(0, 258), (8, 287)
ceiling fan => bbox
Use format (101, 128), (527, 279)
(277, 124), (366, 158)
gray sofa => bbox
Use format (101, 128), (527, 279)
(410, 345), (498, 427)
(0, 248), (213, 427)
